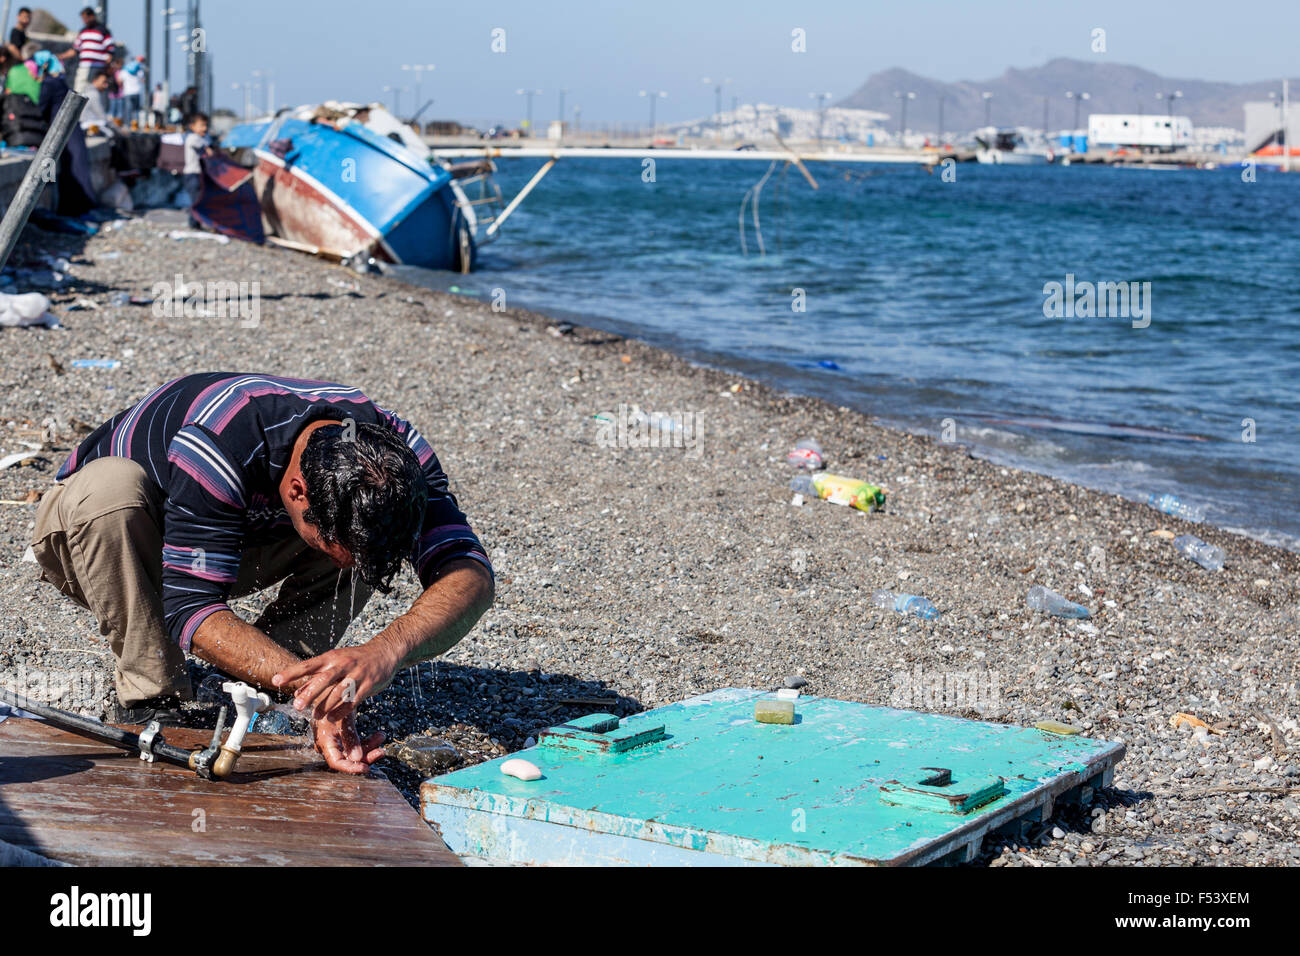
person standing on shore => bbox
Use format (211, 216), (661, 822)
(29, 373), (494, 774)
(150, 82), (166, 127)
(5, 6), (31, 60)
(182, 111), (211, 220)
(59, 6), (114, 95)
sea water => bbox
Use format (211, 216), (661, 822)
(397, 160), (1300, 550)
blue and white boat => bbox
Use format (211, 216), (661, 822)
(222, 103), (502, 272)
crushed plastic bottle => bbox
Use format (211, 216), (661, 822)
(108, 291), (130, 307)
(789, 473), (885, 512)
(1147, 493), (1203, 522)
(873, 589), (939, 620)
(786, 438), (824, 470)
(1173, 534), (1224, 571)
(1027, 585), (1090, 619)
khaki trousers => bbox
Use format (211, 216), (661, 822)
(31, 457), (372, 708)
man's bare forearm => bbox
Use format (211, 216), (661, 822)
(372, 559), (494, 674)
(190, 609), (303, 694)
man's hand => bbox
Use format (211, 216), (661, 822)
(273, 642), (399, 720)
(313, 708), (385, 774)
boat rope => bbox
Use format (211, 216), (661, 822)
(739, 160), (779, 257)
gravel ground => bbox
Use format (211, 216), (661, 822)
(1, 215), (1297, 866)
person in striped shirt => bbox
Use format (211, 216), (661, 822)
(59, 6), (114, 95)
(31, 373), (495, 774)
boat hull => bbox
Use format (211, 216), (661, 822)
(228, 116), (474, 271)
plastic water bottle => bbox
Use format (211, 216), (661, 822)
(786, 438), (824, 470)
(874, 589), (939, 620)
(1147, 493), (1202, 522)
(1173, 535), (1224, 571)
(790, 473), (885, 512)
(1027, 585), (1090, 619)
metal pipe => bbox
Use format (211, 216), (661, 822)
(0, 686), (193, 766)
(0, 93), (88, 273)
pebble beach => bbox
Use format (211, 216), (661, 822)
(1, 215), (1297, 866)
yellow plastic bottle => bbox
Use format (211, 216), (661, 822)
(791, 473), (885, 513)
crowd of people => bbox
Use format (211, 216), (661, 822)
(0, 6), (212, 220)
(2, 5), (201, 140)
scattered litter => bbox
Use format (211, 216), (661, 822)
(1026, 585), (1089, 619)
(874, 588), (939, 620)
(66, 297), (100, 311)
(166, 229), (230, 244)
(786, 437), (824, 470)
(790, 492), (804, 507)
(817, 359), (841, 370)
(1173, 534), (1225, 571)
(448, 285), (481, 296)
(0, 292), (60, 328)
(790, 472), (885, 512)
(327, 277), (360, 291)
(108, 292), (132, 307)
(1170, 712), (1223, 734)
(1034, 720), (1082, 735)
(0, 489), (43, 505)
(1149, 528), (1175, 539)
(1147, 492), (1203, 522)
(98, 251), (122, 261)
(0, 451), (48, 470)
(70, 358), (121, 369)
(547, 322), (574, 337)
(728, 382), (743, 393)
(776, 688), (801, 701)
(620, 354), (632, 363)
(501, 758), (543, 781)
(754, 698), (795, 724)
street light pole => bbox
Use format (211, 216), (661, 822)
(893, 90), (915, 137)
(516, 88), (542, 135)
(809, 91), (831, 148)
(639, 89), (667, 136)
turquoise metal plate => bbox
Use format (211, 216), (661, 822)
(421, 688), (1124, 866)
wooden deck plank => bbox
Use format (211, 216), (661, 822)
(0, 717), (460, 866)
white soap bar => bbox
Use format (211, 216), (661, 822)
(776, 689), (800, 701)
(501, 758), (543, 781)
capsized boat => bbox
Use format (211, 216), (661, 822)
(221, 102), (503, 272)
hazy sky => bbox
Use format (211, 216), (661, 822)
(82, 0), (1299, 124)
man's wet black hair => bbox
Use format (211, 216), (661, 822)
(300, 421), (428, 593)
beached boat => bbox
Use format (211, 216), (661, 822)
(974, 127), (1053, 165)
(222, 103), (502, 272)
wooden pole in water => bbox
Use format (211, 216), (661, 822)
(0, 93), (88, 273)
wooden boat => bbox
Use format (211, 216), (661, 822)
(222, 103), (501, 272)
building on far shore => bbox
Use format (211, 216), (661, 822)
(1087, 113), (1192, 152)
(1243, 100), (1300, 154)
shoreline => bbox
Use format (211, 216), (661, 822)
(399, 271), (1300, 558)
(1, 217), (1297, 866)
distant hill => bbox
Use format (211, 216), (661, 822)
(836, 58), (1298, 132)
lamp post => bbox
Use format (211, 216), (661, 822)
(809, 91), (832, 148)
(893, 90), (915, 138)
(702, 76), (731, 122)
(1065, 91), (1090, 135)
(982, 90), (993, 128)
(516, 88), (542, 135)
(1155, 89), (1183, 118)
(402, 64), (435, 115)
(639, 89), (667, 136)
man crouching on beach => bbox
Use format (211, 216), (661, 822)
(30, 373), (493, 773)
